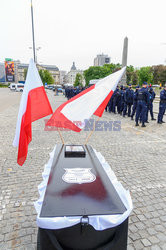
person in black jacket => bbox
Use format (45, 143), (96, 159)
(131, 85), (140, 120)
(157, 85), (166, 124)
(135, 82), (150, 127)
(123, 84), (134, 117)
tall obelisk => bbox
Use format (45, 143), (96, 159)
(121, 36), (128, 85)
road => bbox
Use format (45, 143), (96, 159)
(0, 88), (166, 250)
(0, 88), (21, 113)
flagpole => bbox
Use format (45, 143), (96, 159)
(58, 128), (65, 145)
(85, 116), (100, 145)
(31, 0), (36, 62)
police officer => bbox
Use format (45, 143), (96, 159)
(113, 86), (121, 114)
(131, 85), (139, 120)
(123, 84), (134, 117)
(157, 85), (166, 124)
(108, 93), (114, 112)
(120, 86), (126, 115)
(147, 87), (156, 121)
(135, 82), (149, 127)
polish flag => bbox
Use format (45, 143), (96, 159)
(13, 59), (53, 166)
(47, 67), (125, 132)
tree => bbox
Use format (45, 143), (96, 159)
(138, 67), (153, 85)
(24, 68), (28, 80)
(126, 65), (134, 84)
(39, 69), (54, 85)
(152, 65), (166, 86)
(74, 73), (83, 87)
(84, 63), (122, 86)
(131, 70), (139, 85)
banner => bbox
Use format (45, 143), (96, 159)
(5, 61), (15, 82)
(0, 63), (5, 82)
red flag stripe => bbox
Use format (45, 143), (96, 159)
(46, 85), (95, 131)
(94, 90), (114, 117)
(17, 86), (53, 165)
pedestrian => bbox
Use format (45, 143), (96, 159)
(135, 82), (150, 127)
(157, 85), (166, 124)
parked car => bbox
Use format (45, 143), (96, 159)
(152, 85), (159, 87)
(15, 83), (24, 92)
(47, 85), (54, 90)
(10, 83), (16, 91)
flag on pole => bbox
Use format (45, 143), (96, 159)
(13, 59), (53, 166)
(47, 67), (126, 132)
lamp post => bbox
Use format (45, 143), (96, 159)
(31, 0), (36, 62)
(29, 46), (42, 64)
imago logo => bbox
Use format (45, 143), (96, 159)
(62, 168), (96, 184)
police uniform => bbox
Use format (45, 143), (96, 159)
(135, 82), (149, 127)
(112, 87), (121, 114)
(108, 93), (114, 112)
(157, 87), (166, 124)
(120, 87), (126, 115)
(123, 85), (134, 117)
(147, 88), (156, 121)
(131, 86), (139, 120)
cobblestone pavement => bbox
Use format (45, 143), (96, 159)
(0, 89), (166, 250)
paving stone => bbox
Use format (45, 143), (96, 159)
(0, 90), (166, 248)
(154, 224), (165, 232)
(133, 239), (144, 249)
(141, 238), (151, 247)
(149, 236), (160, 244)
(151, 245), (161, 250)
(160, 216), (166, 222)
(147, 228), (157, 236)
(161, 243), (166, 250)
(127, 245), (135, 250)
(157, 233), (166, 242)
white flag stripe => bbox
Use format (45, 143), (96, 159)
(62, 67), (126, 128)
(13, 59), (43, 147)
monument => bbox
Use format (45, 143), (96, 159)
(120, 36), (128, 85)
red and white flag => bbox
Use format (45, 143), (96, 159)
(47, 67), (126, 132)
(13, 59), (53, 166)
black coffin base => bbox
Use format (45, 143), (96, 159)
(37, 218), (128, 250)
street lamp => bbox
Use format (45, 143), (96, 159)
(29, 46), (42, 64)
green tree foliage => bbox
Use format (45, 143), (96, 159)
(39, 69), (54, 85)
(138, 67), (153, 85)
(152, 65), (166, 86)
(24, 68), (28, 80)
(126, 65), (134, 84)
(84, 63), (121, 86)
(131, 70), (139, 85)
(74, 73), (83, 87)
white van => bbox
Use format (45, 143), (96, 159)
(15, 84), (24, 92)
(10, 83), (16, 91)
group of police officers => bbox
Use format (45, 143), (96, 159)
(105, 82), (166, 127)
(64, 83), (166, 128)
(65, 86), (86, 99)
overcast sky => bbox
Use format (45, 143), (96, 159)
(0, 0), (166, 71)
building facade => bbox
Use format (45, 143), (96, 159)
(67, 62), (84, 85)
(94, 53), (111, 66)
(40, 65), (60, 85)
(60, 70), (67, 85)
(14, 62), (60, 84)
(17, 63), (28, 83)
(0, 63), (5, 82)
